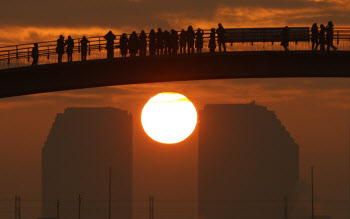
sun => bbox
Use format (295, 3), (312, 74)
(141, 92), (198, 144)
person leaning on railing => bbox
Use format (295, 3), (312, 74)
(104, 31), (116, 59)
(280, 26), (289, 51)
(208, 28), (216, 53)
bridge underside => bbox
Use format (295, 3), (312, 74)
(0, 51), (349, 98)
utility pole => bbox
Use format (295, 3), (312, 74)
(149, 195), (154, 219)
(57, 200), (60, 219)
(15, 194), (17, 219)
(283, 195), (288, 219)
(311, 165), (315, 219)
(18, 196), (20, 219)
(78, 194), (82, 219)
(108, 166), (112, 219)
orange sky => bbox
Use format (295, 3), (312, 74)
(0, 78), (349, 219)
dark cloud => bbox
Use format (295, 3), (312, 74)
(1, 0), (349, 28)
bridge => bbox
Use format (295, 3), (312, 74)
(0, 27), (349, 98)
(1, 51), (349, 98)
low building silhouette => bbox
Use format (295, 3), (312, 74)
(198, 103), (299, 219)
(42, 107), (132, 219)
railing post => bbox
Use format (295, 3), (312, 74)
(47, 46), (50, 60)
(16, 45), (19, 59)
(8, 50), (10, 65)
(78, 40), (81, 53)
(99, 37), (101, 51)
(337, 31), (339, 45)
(89, 42), (91, 55)
(27, 48), (30, 62)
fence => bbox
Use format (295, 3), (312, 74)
(0, 28), (350, 70)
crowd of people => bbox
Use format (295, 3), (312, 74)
(30, 22), (338, 66)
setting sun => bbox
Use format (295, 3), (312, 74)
(141, 92), (198, 144)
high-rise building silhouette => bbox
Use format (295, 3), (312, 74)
(198, 103), (299, 219)
(42, 107), (132, 219)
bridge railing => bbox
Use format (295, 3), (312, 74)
(0, 28), (350, 70)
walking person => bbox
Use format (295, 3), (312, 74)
(216, 23), (226, 52)
(56, 35), (65, 63)
(104, 31), (116, 59)
(139, 30), (147, 56)
(311, 23), (319, 51)
(179, 29), (187, 54)
(208, 28), (216, 53)
(281, 26), (289, 51)
(187, 26), (195, 54)
(149, 29), (156, 56)
(326, 21), (337, 51)
(80, 36), (89, 61)
(31, 43), (39, 66)
(319, 24), (326, 51)
(65, 36), (74, 62)
(119, 33), (128, 57)
(195, 28), (204, 54)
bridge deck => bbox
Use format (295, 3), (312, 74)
(0, 51), (349, 98)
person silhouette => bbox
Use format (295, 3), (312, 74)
(56, 35), (65, 63)
(179, 29), (187, 54)
(65, 36), (74, 62)
(80, 36), (89, 61)
(149, 29), (156, 56)
(281, 26), (289, 51)
(139, 30), (147, 56)
(128, 31), (139, 57)
(104, 31), (116, 59)
(208, 28), (216, 53)
(119, 33), (128, 57)
(163, 30), (170, 55)
(326, 21), (337, 51)
(156, 28), (164, 55)
(170, 29), (179, 54)
(311, 23), (319, 51)
(31, 43), (39, 66)
(187, 26), (195, 54)
(195, 28), (204, 54)
(216, 23), (226, 52)
(319, 24), (326, 51)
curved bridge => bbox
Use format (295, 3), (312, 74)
(0, 51), (349, 98)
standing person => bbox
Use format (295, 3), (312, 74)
(128, 31), (139, 57)
(156, 28), (164, 55)
(31, 43), (39, 66)
(163, 30), (170, 55)
(186, 26), (195, 54)
(179, 29), (187, 54)
(65, 36), (74, 62)
(170, 29), (179, 54)
(281, 26), (289, 51)
(119, 33), (128, 57)
(311, 23), (319, 51)
(216, 23), (226, 52)
(319, 24), (326, 51)
(149, 29), (156, 56)
(326, 21), (337, 51)
(139, 30), (147, 56)
(104, 30), (116, 59)
(208, 28), (216, 53)
(56, 35), (65, 63)
(195, 28), (204, 54)
(80, 36), (89, 61)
